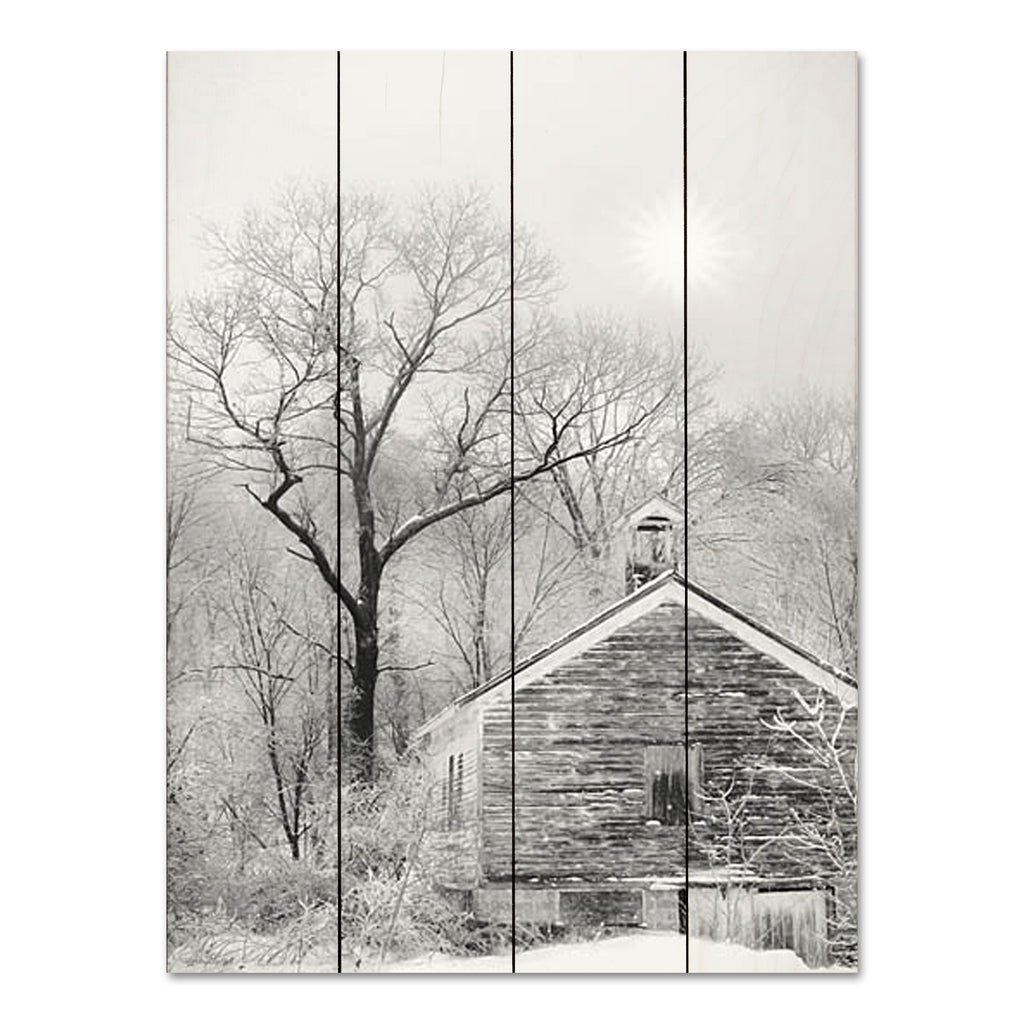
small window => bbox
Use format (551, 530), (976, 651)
(444, 752), (466, 830)
(645, 744), (704, 824)
(455, 753), (464, 822)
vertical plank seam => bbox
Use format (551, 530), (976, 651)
(683, 47), (690, 977)
(509, 48), (517, 977)
(335, 48), (343, 977)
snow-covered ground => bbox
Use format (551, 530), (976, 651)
(363, 932), (851, 974)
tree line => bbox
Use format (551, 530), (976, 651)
(167, 181), (856, 896)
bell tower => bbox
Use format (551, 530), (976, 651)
(617, 495), (686, 593)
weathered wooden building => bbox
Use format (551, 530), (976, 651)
(415, 498), (858, 967)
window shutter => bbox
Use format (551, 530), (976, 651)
(645, 744), (704, 824)
(688, 743), (704, 816)
(666, 764), (686, 823)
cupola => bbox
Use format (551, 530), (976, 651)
(616, 494), (685, 593)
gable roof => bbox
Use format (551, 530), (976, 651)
(612, 493), (687, 530)
(414, 571), (858, 742)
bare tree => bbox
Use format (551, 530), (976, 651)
(411, 498), (512, 692)
(758, 389), (857, 484)
(683, 388), (857, 672)
(170, 183), (670, 779)
(687, 689), (858, 966)
(214, 545), (330, 860)
(514, 312), (680, 560)
(760, 689), (858, 965)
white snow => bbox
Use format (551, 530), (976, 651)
(362, 932), (852, 974)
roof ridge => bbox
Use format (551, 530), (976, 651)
(413, 571), (857, 741)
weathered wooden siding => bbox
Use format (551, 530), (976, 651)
(689, 887), (829, 969)
(418, 701), (484, 889)
(478, 601), (856, 959)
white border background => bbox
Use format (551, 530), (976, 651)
(5, 2), (1020, 1020)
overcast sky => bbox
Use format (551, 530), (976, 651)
(168, 51), (856, 406)
(167, 52), (335, 296)
(689, 52), (857, 405)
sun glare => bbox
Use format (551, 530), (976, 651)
(626, 191), (739, 300)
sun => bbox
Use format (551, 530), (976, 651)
(626, 190), (739, 300)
